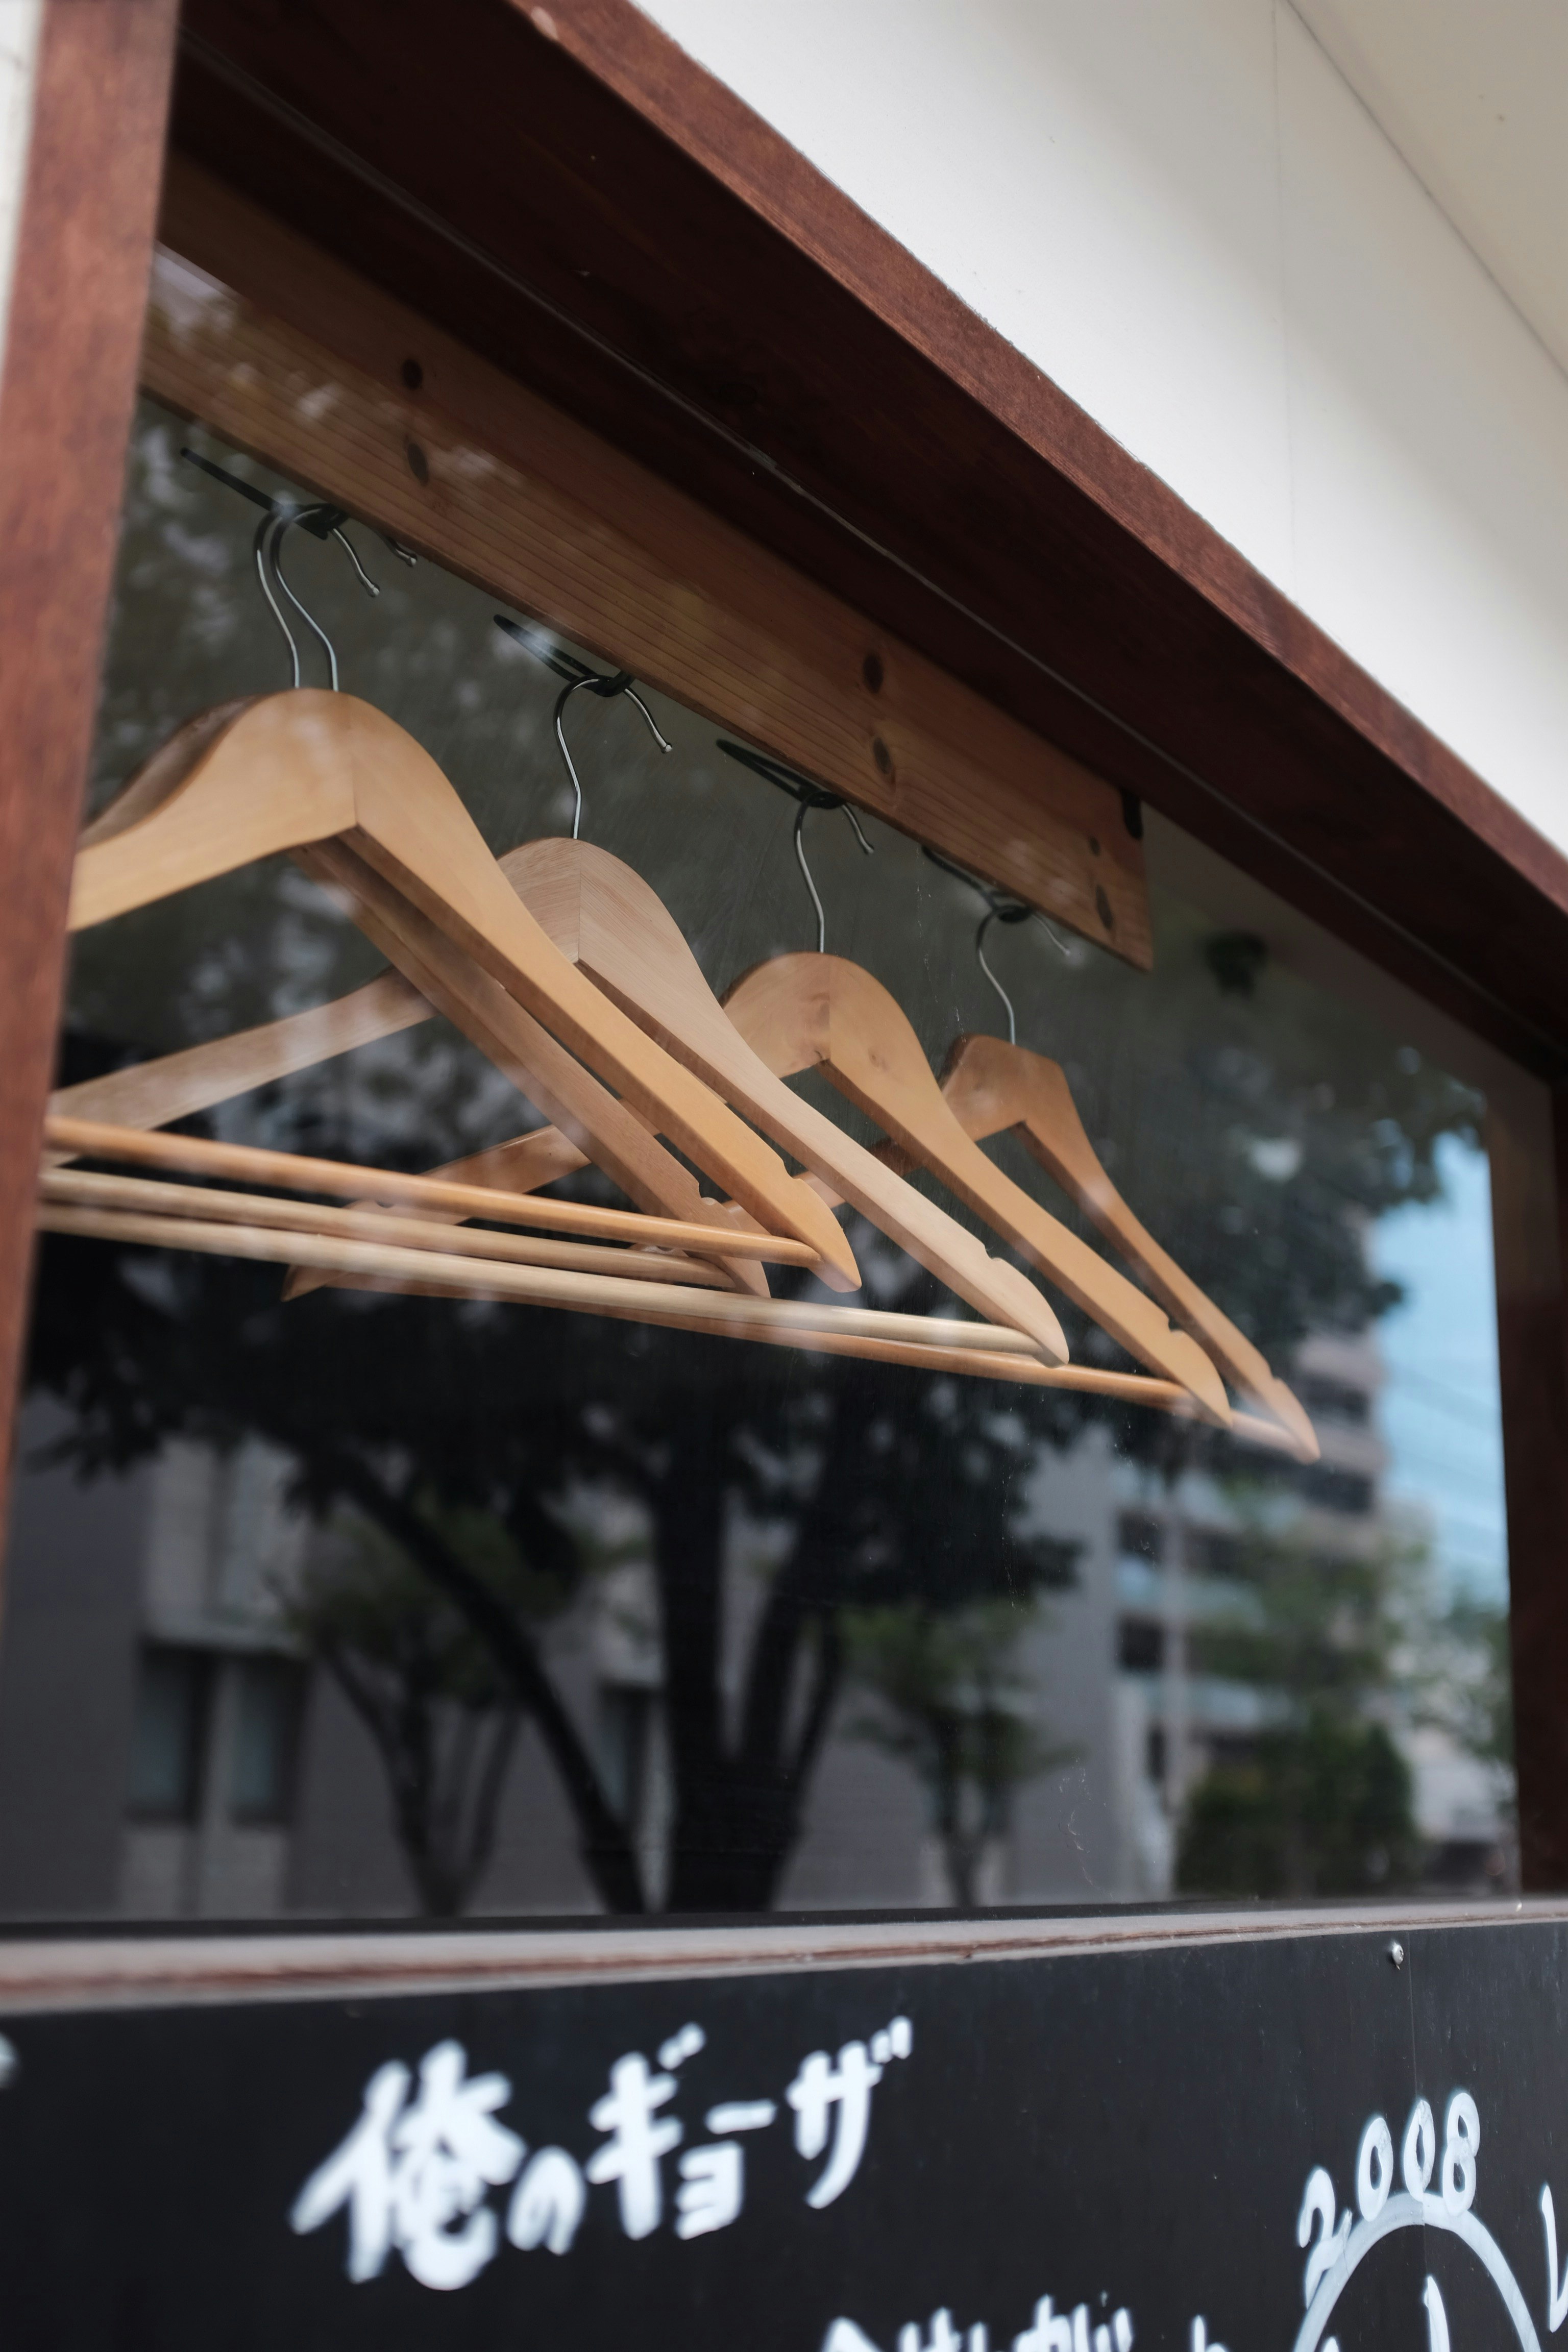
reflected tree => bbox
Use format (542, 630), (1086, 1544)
(1175, 1515), (1425, 1897)
(26, 1180), (1079, 1913)
(845, 1599), (1077, 1905)
(282, 1500), (561, 1917)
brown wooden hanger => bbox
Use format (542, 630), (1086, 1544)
(67, 688), (854, 1290)
(35, 1119), (1302, 1450)
(940, 1032), (1317, 1459)
(927, 866), (1317, 1460)
(721, 952), (1230, 1424)
(290, 834), (783, 1298)
(493, 835), (1069, 1363)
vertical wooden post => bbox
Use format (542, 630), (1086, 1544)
(0, 0), (179, 1544)
(1490, 1081), (1568, 1888)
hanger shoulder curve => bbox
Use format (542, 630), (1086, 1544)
(499, 838), (1067, 1361)
(76, 699), (258, 853)
(68, 690), (842, 1278)
(70, 695), (352, 928)
(941, 1032), (1317, 1459)
(301, 838), (775, 1300)
(723, 954), (1230, 1423)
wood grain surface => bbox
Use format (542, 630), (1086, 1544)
(150, 160), (1151, 968)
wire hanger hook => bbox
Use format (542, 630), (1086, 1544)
(792, 794), (873, 952)
(553, 669), (672, 840)
(921, 844), (1071, 1045)
(268, 506), (383, 689)
(974, 901), (1033, 1045)
(264, 511), (351, 691)
(716, 741), (873, 952)
(176, 453), (386, 692)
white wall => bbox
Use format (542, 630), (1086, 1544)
(636, 0), (1568, 859)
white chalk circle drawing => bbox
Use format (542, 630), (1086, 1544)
(1291, 2092), (1542, 2352)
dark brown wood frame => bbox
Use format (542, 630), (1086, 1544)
(2, 0), (1566, 1884)
(0, 0), (180, 1527)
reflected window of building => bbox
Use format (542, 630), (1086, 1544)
(230, 1658), (305, 1827)
(127, 1646), (212, 1824)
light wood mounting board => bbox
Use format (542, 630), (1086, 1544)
(146, 157), (1152, 969)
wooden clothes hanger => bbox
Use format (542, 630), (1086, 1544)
(700, 768), (1226, 1420)
(721, 951), (1229, 1423)
(489, 831), (1069, 1363)
(287, 834), (783, 1300)
(927, 868), (1317, 1460)
(941, 1033), (1317, 1459)
(55, 721), (1298, 1442)
(67, 685), (856, 1292)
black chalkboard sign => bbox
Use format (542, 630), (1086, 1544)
(0, 1916), (1561, 2350)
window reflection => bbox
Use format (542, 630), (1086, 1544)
(0, 390), (1517, 1921)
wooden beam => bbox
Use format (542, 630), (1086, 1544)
(0, 0), (180, 1542)
(171, 0), (1568, 1072)
(150, 161), (1149, 967)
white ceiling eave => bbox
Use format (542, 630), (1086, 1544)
(1291, 0), (1568, 383)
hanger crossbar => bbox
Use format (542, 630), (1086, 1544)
(41, 1115), (816, 1265)
(35, 1190), (1301, 1453)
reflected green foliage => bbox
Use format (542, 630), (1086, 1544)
(1176, 1512), (1424, 1896)
(1439, 1594), (1514, 1771)
(282, 1501), (557, 1917)
(1178, 1718), (1418, 1899)
(845, 1599), (1078, 1905)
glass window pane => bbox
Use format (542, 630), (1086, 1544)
(0, 304), (1529, 1923)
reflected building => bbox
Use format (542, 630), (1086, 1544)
(0, 1304), (1513, 1922)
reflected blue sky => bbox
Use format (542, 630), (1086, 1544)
(1374, 1135), (1508, 1605)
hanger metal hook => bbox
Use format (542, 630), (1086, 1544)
(715, 742), (874, 952)
(553, 670), (672, 841)
(181, 453), (390, 692)
(257, 503), (382, 692)
(975, 906), (1020, 1046)
(253, 510), (301, 688)
(920, 842), (1071, 1043)
(793, 795), (873, 953)
(270, 513), (341, 692)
